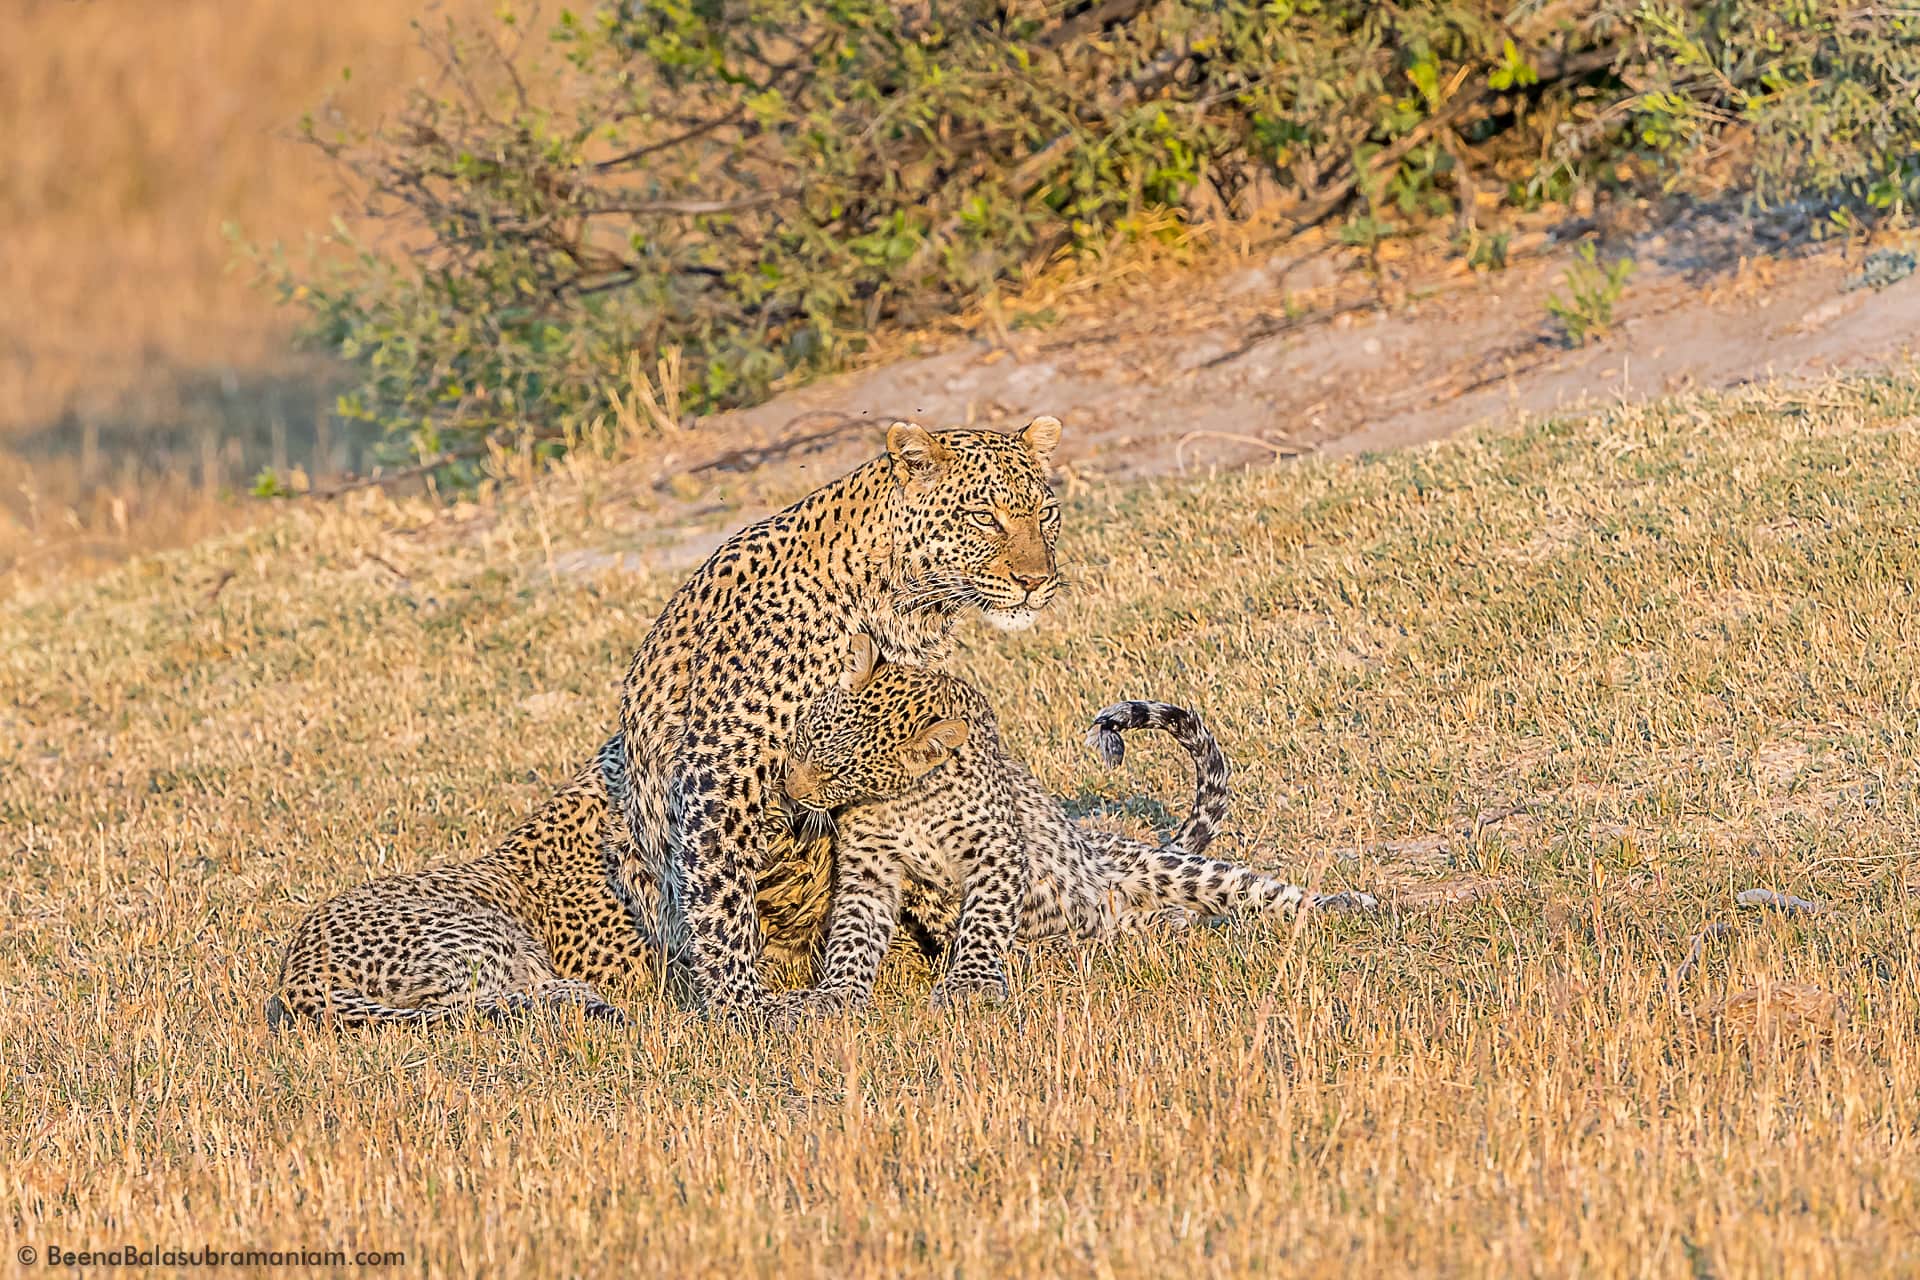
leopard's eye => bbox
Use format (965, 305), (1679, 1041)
(966, 509), (1001, 531)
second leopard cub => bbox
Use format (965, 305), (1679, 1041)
(783, 635), (1375, 1010)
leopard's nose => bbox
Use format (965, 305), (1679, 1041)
(784, 760), (821, 803)
(1010, 569), (1051, 592)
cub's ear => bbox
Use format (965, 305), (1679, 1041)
(887, 422), (952, 487)
(1019, 415), (1062, 464)
(843, 632), (879, 694)
(924, 719), (970, 751)
(902, 717), (970, 777)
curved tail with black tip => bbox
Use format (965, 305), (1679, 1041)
(1085, 700), (1230, 856)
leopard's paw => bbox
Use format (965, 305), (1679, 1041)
(929, 973), (1009, 1011)
(702, 986), (795, 1028)
(763, 988), (862, 1030)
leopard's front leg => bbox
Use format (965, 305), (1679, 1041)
(780, 829), (905, 1019)
(668, 753), (777, 1015)
(932, 786), (1028, 1009)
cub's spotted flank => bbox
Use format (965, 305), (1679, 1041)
(779, 636), (1377, 1011)
(267, 737), (645, 1029)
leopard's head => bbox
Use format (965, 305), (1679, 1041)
(783, 634), (970, 815)
(884, 416), (1063, 632)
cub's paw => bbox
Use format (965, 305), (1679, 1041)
(764, 988), (861, 1030)
(1313, 890), (1379, 913)
(929, 974), (1010, 1011)
(703, 990), (799, 1028)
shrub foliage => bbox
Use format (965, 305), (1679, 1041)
(284, 0), (1920, 466)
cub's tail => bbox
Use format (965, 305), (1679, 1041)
(1085, 701), (1230, 857)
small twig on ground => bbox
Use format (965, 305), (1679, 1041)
(1174, 431), (1301, 473)
(1464, 803), (1529, 839)
(362, 553), (411, 583)
(1037, 0), (1156, 49)
(205, 568), (237, 602)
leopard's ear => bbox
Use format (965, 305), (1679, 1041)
(887, 422), (951, 487)
(902, 717), (969, 777)
(843, 632), (879, 694)
(1019, 415), (1062, 465)
(924, 719), (969, 751)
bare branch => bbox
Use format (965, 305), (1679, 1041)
(584, 191), (789, 216)
(592, 106), (747, 172)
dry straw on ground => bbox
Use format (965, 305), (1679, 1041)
(5, 375), (1920, 1274)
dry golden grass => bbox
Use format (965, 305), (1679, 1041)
(1, 0), (498, 428)
(0, 0), (490, 585)
(6, 375), (1920, 1274)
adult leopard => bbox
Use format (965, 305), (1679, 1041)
(617, 418), (1064, 1015)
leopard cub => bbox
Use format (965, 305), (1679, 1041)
(781, 634), (1376, 1012)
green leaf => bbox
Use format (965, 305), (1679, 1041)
(1488, 39), (1538, 92)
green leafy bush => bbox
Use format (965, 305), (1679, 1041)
(277, 1), (1920, 470)
(1615, 2), (1920, 213)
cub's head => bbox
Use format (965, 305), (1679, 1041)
(885, 416), (1063, 632)
(784, 634), (970, 815)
